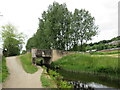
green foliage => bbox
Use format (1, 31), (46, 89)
(86, 36), (120, 51)
(111, 36), (120, 41)
(72, 9), (98, 51)
(49, 70), (61, 80)
(41, 74), (51, 87)
(42, 65), (47, 70)
(36, 58), (43, 65)
(26, 2), (98, 51)
(48, 70), (73, 88)
(53, 54), (119, 78)
(21, 50), (27, 55)
(1, 24), (25, 56)
(0, 56), (9, 82)
(19, 53), (38, 74)
(26, 37), (36, 51)
(41, 67), (57, 88)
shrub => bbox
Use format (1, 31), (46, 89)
(48, 70), (73, 88)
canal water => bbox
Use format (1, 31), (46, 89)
(57, 69), (120, 89)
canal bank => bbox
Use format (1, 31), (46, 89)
(44, 65), (120, 89)
(50, 53), (120, 89)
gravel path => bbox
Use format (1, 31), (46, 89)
(2, 56), (43, 88)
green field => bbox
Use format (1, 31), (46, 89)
(0, 56), (9, 82)
(52, 53), (119, 79)
(19, 53), (38, 74)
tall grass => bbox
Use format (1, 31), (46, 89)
(53, 54), (119, 78)
(19, 53), (38, 74)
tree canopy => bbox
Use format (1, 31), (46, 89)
(1, 24), (25, 56)
(26, 2), (98, 51)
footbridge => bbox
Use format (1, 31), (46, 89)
(31, 48), (76, 65)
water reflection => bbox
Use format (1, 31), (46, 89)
(68, 81), (109, 89)
(57, 69), (120, 89)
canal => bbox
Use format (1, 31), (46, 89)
(57, 69), (120, 89)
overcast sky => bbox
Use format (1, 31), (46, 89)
(0, 0), (119, 49)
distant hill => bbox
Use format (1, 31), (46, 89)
(88, 36), (120, 46)
(86, 36), (120, 51)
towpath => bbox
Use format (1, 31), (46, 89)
(2, 56), (43, 88)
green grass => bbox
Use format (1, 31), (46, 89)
(91, 50), (120, 55)
(53, 53), (119, 78)
(0, 56), (9, 82)
(41, 67), (57, 88)
(19, 53), (38, 74)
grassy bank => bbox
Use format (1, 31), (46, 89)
(91, 50), (119, 55)
(52, 53), (119, 79)
(19, 53), (38, 74)
(0, 56), (9, 82)
(41, 66), (72, 88)
(41, 66), (57, 88)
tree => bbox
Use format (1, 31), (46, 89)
(72, 9), (98, 51)
(1, 24), (25, 56)
(26, 37), (35, 51)
(26, 2), (98, 51)
(33, 2), (72, 50)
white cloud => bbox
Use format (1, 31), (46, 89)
(0, 0), (119, 49)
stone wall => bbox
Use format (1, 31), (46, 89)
(51, 49), (76, 62)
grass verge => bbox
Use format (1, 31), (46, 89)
(41, 66), (57, 88)
(0, 56), (9, 82)
(52, 53), (119, 79)
(19, 53), (38, 74)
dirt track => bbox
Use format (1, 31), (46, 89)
(2, 56), (43, 88)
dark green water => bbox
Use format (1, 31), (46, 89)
(57, 69), (120, 89)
